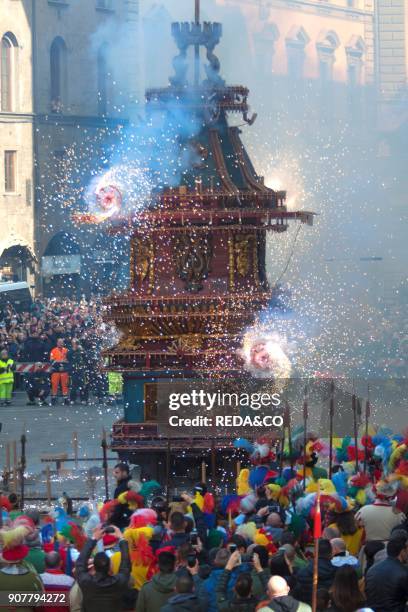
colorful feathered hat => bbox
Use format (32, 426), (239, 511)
(129, 508), (157, 529)
(117, 490), (144, 511)
(58, 522), (86, 550)
(99, 499), (119, 524)
(0, 517), (34, 562)
(254, 527), (278, 554)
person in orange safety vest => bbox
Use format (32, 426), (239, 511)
(50, 338), (69, 405)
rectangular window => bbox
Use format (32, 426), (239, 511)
(4, 150), (16, 192)
(1, 39), (12, 111)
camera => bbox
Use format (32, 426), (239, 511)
(190, 532), (198, 545)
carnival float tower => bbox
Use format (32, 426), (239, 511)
(104, 2), (313, 473)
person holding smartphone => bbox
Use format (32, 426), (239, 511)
(216, 551), (269, 611)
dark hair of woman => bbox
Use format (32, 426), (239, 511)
(333, 510), (358, 536)
(269, 551), (297, 590)
(269, 551), (291, 577)
(330, 566), (365, 612)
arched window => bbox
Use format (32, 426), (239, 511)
(316, 30), (340, 119)
(1, 33), (18, 111)
(253, 24), (279, 76)
(50, 37), (67, 112)
(286, 26), (310, 79)
(346, 35), (365, 87)
(316, 30), (340, 82)
(97, 43), (109, 116)
(346, 35), (365, 120)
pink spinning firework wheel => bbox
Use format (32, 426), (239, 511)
(96, 184), (122, 212)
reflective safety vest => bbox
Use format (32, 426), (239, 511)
(0, 359), (14, 384)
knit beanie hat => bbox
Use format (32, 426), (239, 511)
(207, 528), (224, 549)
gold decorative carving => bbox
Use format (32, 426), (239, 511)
(228, 236), (235, 290)
(234, 234), (252, 277)
(229, 232), (259, 286)
(170, 334), (204, 353)
(118, 336), (144, 350)
(133, 237), (154, 293)
(175, 233), (212, 292)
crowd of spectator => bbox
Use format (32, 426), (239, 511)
(0, 462), (406, 612)
(0, 297), (121, 406)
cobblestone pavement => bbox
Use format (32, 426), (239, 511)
(0, 391), (123, 502)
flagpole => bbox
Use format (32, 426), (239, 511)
(286, 402), (294, 473)
(363, 385), (370, 474)
(328, 380), (334, 479)
(279, 410), (285, 477)
(312, 481), (321, 612)
(352, 390), (358, 474)
(302, 384), (308, 490)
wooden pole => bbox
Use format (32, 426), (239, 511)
(211, 440), (216, 488)
(72, 431), (79, 470)
(46, 466), (52, 506)
(4, 442), (10, 491)
(201, 460), (206, 484)
(312, 482), (321, 612)
(364, 385), (370, 474)
(236, 460), (241, 479)
(12, 440), (17, 493)
(101, 428), (109, 500)
(6, 443), (10, 474)
(303, 386), (308, 490)
(328, 381), (334, 479)
(279, 420), (285, 477)
(20, 433), (26, 511)
(352, 392), (359, 474)
(286, 403), (294, 472)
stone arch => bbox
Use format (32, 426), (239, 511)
(316, 30), (340, 82)
(316, 29), (340, 52)
(346, 35), (366, 56)
(286, 25), (310, 48)
(0, 237), (36, 282)
(1, 31), (19, 111)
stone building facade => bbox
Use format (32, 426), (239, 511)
(0, 0), (140, 295)
(0, 0), (35, 285)
(0, 0), (406, 295)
